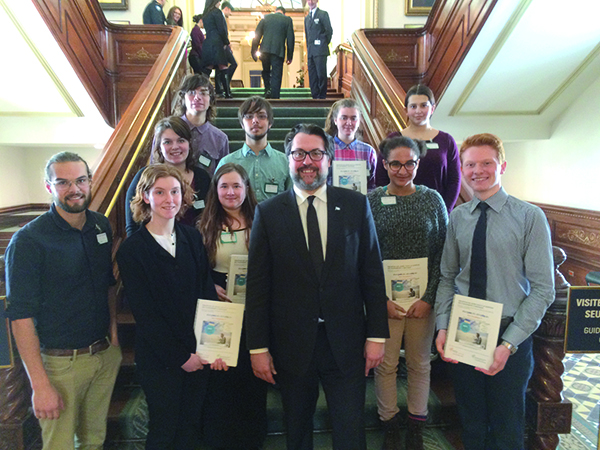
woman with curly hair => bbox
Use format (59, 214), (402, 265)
(117, 164), (224, 450)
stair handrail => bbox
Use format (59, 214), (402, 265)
(350, 30), (408, 135)
(89, 28), (188, 242)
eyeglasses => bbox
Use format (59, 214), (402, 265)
(186, 89), (210, 98)
(290, 150), (327, 161)
(385, 160), (418, 172)
(243, 113), (269, 121)
(50, 177), (91, 191)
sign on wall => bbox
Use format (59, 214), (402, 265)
(565, 287), (600, 353)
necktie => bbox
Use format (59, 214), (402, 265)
(469, 202), (489, 299)
(307, 196), (323, 275)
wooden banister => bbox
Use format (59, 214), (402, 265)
(348, 0), (497, 146)
(31, 0), (176, 127)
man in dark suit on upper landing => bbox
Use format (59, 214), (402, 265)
(252, 7), (295, 99)
(246, 123), (389, 450)
(142, 0), (166, 25)
(304, 0), (332, 99)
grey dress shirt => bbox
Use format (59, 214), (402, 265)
(435, 187), (555, 346)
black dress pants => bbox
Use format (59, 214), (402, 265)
(261, 53), (285, 99)
(138, 365), (208, 450)
(277, 325), (367, 450)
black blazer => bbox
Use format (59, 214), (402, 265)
(252, 12), (295, 61)
(117, 223), (217, 371)
(304, 8), (332, 57)
(245, 187), (389, 377)
(202, 7), (229, 66)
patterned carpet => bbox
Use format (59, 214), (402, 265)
(558, 353), (600, 449)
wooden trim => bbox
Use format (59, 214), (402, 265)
(534, 203), (600, 287)
(0, 204), (49, 215)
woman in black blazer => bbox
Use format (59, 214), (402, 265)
(202, 0), (232, 97)
(117, 164), (222, 450)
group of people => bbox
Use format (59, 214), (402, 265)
(144, 0), (333, 100)
(4, 66), (554, 450)
(144, 0), (238, 99)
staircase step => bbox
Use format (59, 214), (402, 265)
(217, 106), (331, 118)
(215, 117), (327, 129)
(216, 98), (338, 108)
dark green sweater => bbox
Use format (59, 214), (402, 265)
(367, 185), (448, 305)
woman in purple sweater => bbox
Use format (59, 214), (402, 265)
(376, 85), (461, 212)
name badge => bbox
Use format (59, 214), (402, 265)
(315, 39), (321, 45)
(381, 196), (397, 206)
(199, 155), (212, 167)
(220, 231), (237, 244)
(193, 199), (205, 210)
(265, 183), (278, 194)
(426, 142), (439, 149)
(97, 233), (108, 244)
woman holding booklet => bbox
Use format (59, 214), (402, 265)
(197, 163), (268, 449)
(367, 136), (448, 450)
(116, 164), (222, 450)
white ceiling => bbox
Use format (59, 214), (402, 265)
(435, 0), (600, 141)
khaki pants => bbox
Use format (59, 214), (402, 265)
(374, 314), (435, 421)
(40, 343), (122, 450)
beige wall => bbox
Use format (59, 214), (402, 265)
(0, 147), (102, 208)
(501, 76), (600, 211)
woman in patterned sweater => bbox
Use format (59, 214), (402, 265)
(367, 136), (448, 450)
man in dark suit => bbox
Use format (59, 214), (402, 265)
(246, 124), (389, 450)
(304, 0), (333, 99)
(251, 7), (295, 99)
(142, 0), (166, 25)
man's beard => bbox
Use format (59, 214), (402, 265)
(55, 191), (91, 213)
(291, 169), (327, 192)
(245, 130), (268, 142)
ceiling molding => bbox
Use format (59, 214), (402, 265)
(449, 0), (533, 117)
(0, 111), (78, 117)
(536, 41), (600, 114)
(1, 0), (83, 117)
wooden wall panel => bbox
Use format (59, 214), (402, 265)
(536, 204), (600, 287)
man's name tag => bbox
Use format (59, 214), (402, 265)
(426, 142), (439, 149)
(314, 18), (320, 24)
(97, 233), (108, 244)
(193, 200), (205, 210)
(314, 39), (321, 45)
(381, 196), (397, 206)
(265, 183), (278, 194)
(199, 155), (212, 167)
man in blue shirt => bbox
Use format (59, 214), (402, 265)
(435, 133), (554, 450)
(142, 0), (166, 25)
(5, 152), (122, 449)
(217, 96), (291, 202)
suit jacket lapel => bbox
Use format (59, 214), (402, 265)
(321, 186), (343, 283)
(281, 189), (317, 277)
